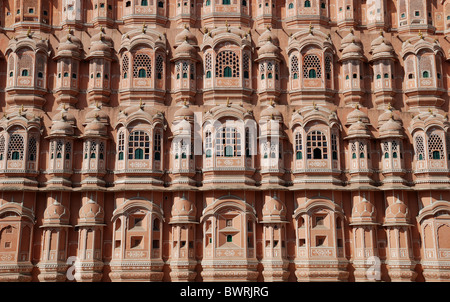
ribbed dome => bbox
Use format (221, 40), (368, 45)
(260, 104), (282, 120)
(50, 119), (74, 136)
(174, 40), (196, 58)
(386, 199), (409, 220)
(346, 107), (369, 124)
(85, 107), (109, 123)
(57, 34), (82, 55)
(379, 117), (403, 138)
(171, 195), (197, 223)
(262, 196), (286, 221)
(84, 118), (107, 136)
(352, 197), (376, 219)
(174, 103), (194, 120)
(347, 120), (371, 138)
(342, 41), (363, 56)
(78, 199), (104, 224)
(43, 199), (69, 225)
(258, 27), (279, 47)
(258, 40), (279, 57)
(175, 27), (196, 46)
(89, 31), (112, 56)
(340, 30), (361, 50)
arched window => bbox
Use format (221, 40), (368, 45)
(216, 50), (239, 78)
(305, 0), (311, 7)
(307, 130), (327, 160)
(154, 131), (162, 161)
(428, 132), (444, 160)
(288, 3), (294, 9)
(303, 55), (321, 79)
(216, 127), (241, 157)
(295, 132), (303, 160)
(118, 131), (125, 161)
(291, 55), (299, 79)
(138, 68), (146, 78)
(205, 130), (212, 158)
(7, 134), (24, 161)
(415, 135), (425, 161)
(422, 71), (430, 78)
(128, 131), (150, 160)
(141, 0), (148, 5)
(376, 74), (381, 79)
(156, 55), (164, 80)
(223, 0), (231, 4)
(21, 69), (29, 76)
(206, 0), (211, 5)
(133, 53), (152, 78)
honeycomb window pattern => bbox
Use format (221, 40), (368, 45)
(303, 54), (321, 78)
(415, 135), (425, 160)
(7, 134), (24, 160)
(291, 55), (299, 78)
(427, 132), (444, 159)
(133, 53), (152, 78)
(122, 54), (129, 78)
(215, 50), (239, 78)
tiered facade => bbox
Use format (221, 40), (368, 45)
(0, 0), (449, 282)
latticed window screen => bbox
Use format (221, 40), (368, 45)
(99, 142), (105, 160)
(307, 130), (327, 160)
(118, 131), (125, 160)
(65, 141), (71, 159)
(154, 131), (161, 161)
(128, 131), (150, 160)
(0, 135), (5, 160)
(295, 132), (302, 159)
(291, 55), (299, 78)
(205, 130), (212, 157)
(428, 132), (444, 159)
(215, 50), (239, 77)
(243, 52), (250, 78)
(303, 54), (321, 78)
(215, 127), (241, 157)
(331, 133), (338, 159)
(90, 141), (97, 159)
(156, 54), (164, 79)
(122, 54), (129, 77)
(260, 62), (265, 73)
(133, 53), (152, 78)
(205, 53), (212, 72)
(56, 140), (63, 158)
(28, 136), (37, 161)
(415, 135), (425, 160)
(7, 134), (24, 160)
(36, 53), (46, 78)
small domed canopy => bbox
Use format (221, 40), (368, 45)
(346, 107), (370, 125)
(351, 197), (376, 224)
(258, 27), (279, 48)
(261, 196), (287, 223)
(77, 198), (105, 226)
(43, 197), (70, 226)
(174, 102), (194, 121)
(340, 29), (362, 51)
(55, 32), (83, 59)
(384, 198), (410, 226)
(257, 39), (279, 61)
(346, 120), (372, 139)
(175, 27), (197, 46)
(341, 41), (365, 61)
(170, 195), (197, 224)
(87, 29), (113, 58)
(85, 105), (109, 124)
(379, 117), (403, 139)
(260, 102), (282, 121)
(49, 109), (76, 136)
(173, 40), (198, 61)
(84, 117), (107, 137)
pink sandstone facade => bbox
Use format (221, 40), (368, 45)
(0, 0), (449, 282)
